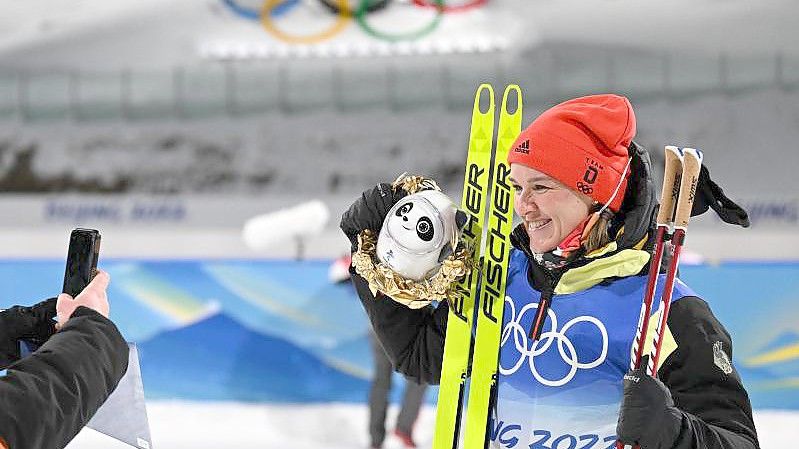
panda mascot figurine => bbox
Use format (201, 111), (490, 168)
(376, 189), (468, 281)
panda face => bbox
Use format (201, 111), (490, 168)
(385, 196), (443, 254)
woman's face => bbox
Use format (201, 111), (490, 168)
(509, 163), (593, 254)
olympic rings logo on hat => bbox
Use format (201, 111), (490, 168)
(499, 297), (608, 387)
(222, 0), (488, 44)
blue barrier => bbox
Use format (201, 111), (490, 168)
(1, 260), (796, 408)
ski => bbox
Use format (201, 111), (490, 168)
(462, 85), (522, 449)
(433, 83), (496, 449)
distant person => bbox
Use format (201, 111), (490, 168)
(330, 255), (427, 449)
(0, 271), (129, 449)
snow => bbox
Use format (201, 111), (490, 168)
(64, 402), (797, 449)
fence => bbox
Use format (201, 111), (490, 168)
(1, 47), (797, 121)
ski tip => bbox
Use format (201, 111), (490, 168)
(476, 83), (495, 96)
(474, 84), (495, 115)
(501, 85), (522, 116)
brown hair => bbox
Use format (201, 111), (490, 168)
(583, 214), (612, 254)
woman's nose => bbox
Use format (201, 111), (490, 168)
(516, 193), (538, 214)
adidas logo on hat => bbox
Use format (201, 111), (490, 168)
(514, 139), (530, 154)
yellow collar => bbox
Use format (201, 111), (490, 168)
(554, 242), (651, 295)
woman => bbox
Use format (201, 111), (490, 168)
(341, 94), (759, 449)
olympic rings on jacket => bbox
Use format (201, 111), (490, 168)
(499, 298), (609, 387)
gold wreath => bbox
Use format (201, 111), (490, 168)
(352, 230), (472, 309)
(350, 174), (472, 309)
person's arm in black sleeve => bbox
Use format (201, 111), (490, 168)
(662, 296), (759, 449)
(0, 298), (57, 369)
(351, 270), (447, 385)
(617, 296), (759, 449)
(341, 182), (448, 385)
(0, 306), (129, 449)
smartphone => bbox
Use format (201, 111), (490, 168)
(62, 228), (102, 297)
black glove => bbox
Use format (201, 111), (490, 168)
(0, 298), (57, 369)
(340, 183), (408, 252)
(617, 368), (684, 449)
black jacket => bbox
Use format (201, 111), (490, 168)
(0, 306), (129, 449)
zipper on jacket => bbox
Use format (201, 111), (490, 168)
(528, 271), (558, 341)
(510, 224), (563, 342)
(529, 288), (552, 341)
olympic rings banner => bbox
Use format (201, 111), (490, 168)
(221, 0), (489, 44)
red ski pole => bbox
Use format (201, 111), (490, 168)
(617, 147), (703, 449)
(627, 146), (683, 372)
(646, 147), (703, 376)
(616, 145), (683, 449)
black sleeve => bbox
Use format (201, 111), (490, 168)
(0, 306), (129, 449)
(659, 296), (760, 449)
(351, 269), (447, 385)
(0, 298), (57, 369)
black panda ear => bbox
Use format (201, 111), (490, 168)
(438, 243), (453, 263)
(455, 209), (468, 230)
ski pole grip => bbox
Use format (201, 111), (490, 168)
(673, 148), (703, 229)
(656, 146), (683, 226)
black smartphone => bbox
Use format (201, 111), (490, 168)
(62, 228), (102, 297)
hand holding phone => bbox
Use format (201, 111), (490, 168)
(57, 229), (109, 328)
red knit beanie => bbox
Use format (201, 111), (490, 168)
(507, 94), (635, 212)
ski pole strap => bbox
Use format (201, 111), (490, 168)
(690, 164), (749, 227)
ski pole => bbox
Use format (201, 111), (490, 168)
(646, 147), (703, 377)
(618, 147), (703, 449)
(628, 146), (683, 372)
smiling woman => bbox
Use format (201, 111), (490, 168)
(506, 95), (634, 265)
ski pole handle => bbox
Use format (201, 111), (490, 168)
(646, 148), (703, 377)
(656, 146), (683, 227)
(673, 148), (703, 231)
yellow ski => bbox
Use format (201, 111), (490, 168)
(462, 85), (522, 449)
(433, 83), (496, 449)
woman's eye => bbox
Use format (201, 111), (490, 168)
(533, 184), (551, 192)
